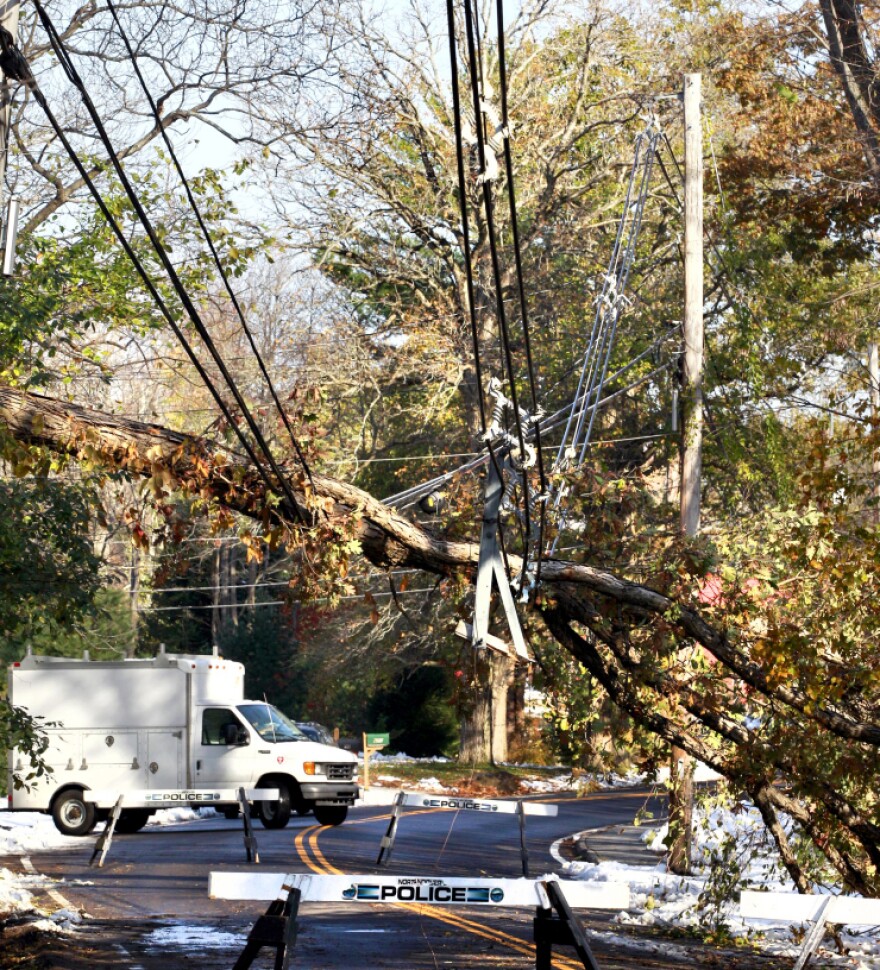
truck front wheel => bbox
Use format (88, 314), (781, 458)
(313, 804), (348, 826)
(258, 781), (292, 829)
(52, 789), (97, 836)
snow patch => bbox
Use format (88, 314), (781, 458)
(563, 801), (880, 968)
(144, 924), (246, 949)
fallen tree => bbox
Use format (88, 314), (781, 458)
(1, 384), (878, 895)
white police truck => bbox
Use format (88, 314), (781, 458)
(7, 648), (358, 835)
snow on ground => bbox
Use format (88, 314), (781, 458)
(364, 752), (451, 764)
(561, 800), (880, 969)
(145, 924), (246, 949)
(0, 805), (219, 932)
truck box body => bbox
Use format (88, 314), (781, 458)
(8, 651), (358, 833)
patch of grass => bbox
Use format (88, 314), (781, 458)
(365, 759), (573, 796)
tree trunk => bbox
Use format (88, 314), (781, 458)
(458, 652), (491, 764)
(247, 557), (258, 609)
(3, 384), (880, 893)
(128, 543), (140, 657)
(507, 665), (526, 756)
(819, 0), (880, 186)
(667, 744), (694, 874)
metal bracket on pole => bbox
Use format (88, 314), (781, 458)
(233, 883), (301, 970)
(89, 794), (124, 868)
(455, 451), (529, 660)
(376, 791), (404, 867)
(239, 786), (260, 864)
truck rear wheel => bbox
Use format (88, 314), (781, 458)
(52, 789), (97, 836)
(313, 804), (348, 826)
(114, 809), (151, 834)
(257, 781), (292, 829)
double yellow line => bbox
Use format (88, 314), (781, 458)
(293, 817), (585, 969)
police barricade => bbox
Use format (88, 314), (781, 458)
(741, 890), (880, 970)
(85, 787), (278, 868)
(210, 871), (629, 970)
(376, 791), (558, 876)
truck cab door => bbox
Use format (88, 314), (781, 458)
(194, 708), (255, 787)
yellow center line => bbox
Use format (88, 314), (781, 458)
(296, 822), (583, 969)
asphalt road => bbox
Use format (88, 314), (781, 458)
(10, 789), (793, 969)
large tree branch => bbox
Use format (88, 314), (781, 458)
(2, 384), (878, 892)
(1, 383), (880, 752)
(541, 597), (876, 895)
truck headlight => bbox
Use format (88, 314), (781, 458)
(304, 762), (316, 775)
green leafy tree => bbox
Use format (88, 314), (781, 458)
(0, 479), (103, 664)
(1, 700), (55, 792)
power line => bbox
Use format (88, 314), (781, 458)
(9, 26), (289, 522)
(460, 0), (534, 569)
(104, 0), (316, 492)
(495, 0), (548, 585)
(134, 586), (442, 612)
(29, 3), (308, 525)
(445, 0), (488, 440)
(383, 356), (673, 509)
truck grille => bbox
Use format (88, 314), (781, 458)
(326, 763), (355, 781)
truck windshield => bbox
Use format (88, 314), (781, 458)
(238, 704), (307, 743)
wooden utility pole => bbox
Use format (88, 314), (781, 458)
(680, 72), (704, 538)
(669, 72), (703, 877)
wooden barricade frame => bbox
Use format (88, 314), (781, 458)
(85, 787), (278, 867)
(741, 890), (880, 969)
(376, 791), (558, 876)
(211, 872), (627, 970)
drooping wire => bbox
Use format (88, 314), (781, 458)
(552, 128), (658, 471)
(31, 0), (307, 524)
(495, 0), (548, 587)
(460, 0), (533, 576)
(0, 35), (295, 520)
(444, 0), (488, 438)
(545, 124), (659, 556)
(384, 349), (673, 510)
(103, 0), (316, 493)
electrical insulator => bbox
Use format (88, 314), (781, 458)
(418, 491), (446, 515)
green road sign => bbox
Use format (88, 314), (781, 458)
(365, 732), (389, 748)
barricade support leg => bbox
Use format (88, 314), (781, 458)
(517, 800), (529, 877)
(532, 881), (603, 970)
(376, 791), (404, 866)
(239, 786), (260, 864)
(89, 795), (124, 868)
(793, 897), (832, 970)
(232, 886), (301, 970)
